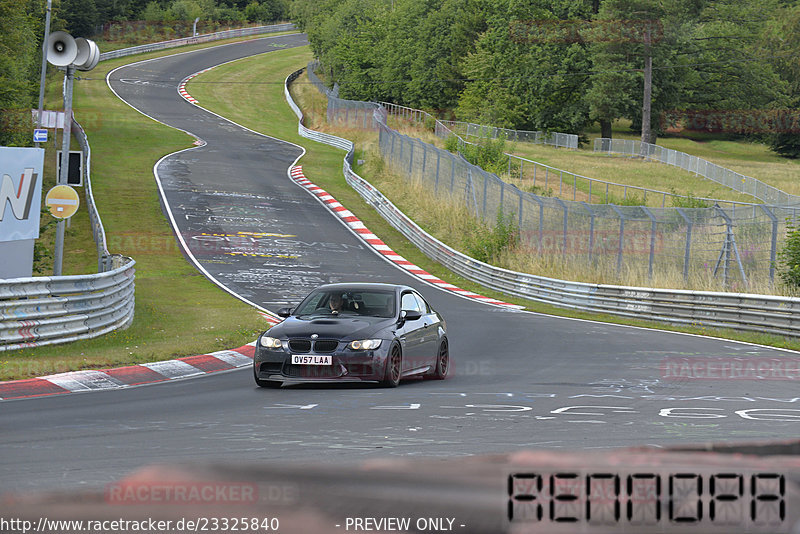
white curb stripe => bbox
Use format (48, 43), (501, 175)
(142, 360), (204, 379)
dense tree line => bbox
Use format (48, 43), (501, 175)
(293, 0), (800, 156)
(0, 0), (44, 146)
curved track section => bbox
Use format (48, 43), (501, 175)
(1, 38), (798, 494)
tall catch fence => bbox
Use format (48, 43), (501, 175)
(594, 138), (800, 208)
(308, 62), (798, 291)
(439, 120), (578, 149)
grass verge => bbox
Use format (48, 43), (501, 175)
(0, 35), (303, 380)
(187, 48), (800, 353)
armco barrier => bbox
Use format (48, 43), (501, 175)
(286, 67), (800, 339)
(0, 255), (135, 351)
(99, 23), (295, 62)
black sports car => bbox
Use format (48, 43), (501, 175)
(253, 283), (449, 388)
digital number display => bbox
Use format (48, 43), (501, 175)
(508, 472), (785, 528)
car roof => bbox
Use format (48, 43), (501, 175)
(312, 282), (411, 292)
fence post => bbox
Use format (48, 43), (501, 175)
(408, 141), (414, 175)
(675, 208), (692, 283)
(573, 174), (577, 201)
(435, 150), (441, 193)
(554, 198), (568, 256)
(421, 141), (427, 177)
(500, 179), (505, 215)
(450, 157), (456, 193)
(759, 205), (778, 285)
(581, 202), (595, 261)
(609, 205), (626, 274)
(482, 171), (488, 220)
(642, 206), (657, 280)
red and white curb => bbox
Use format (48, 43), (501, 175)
(178, 67), (213, 105)
(0, 343), (257, 401)
(289, 166), (521, 309)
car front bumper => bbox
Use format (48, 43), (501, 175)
(254, 345), (388, 382)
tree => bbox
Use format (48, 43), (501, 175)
(0, 0), (37, 146)
(762, 3), (800, 158)
(61, 0), (100, 36)
(456, 0), (594, 132)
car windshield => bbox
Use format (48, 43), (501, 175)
(294, 289), (396, 318)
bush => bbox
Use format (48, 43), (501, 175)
(462, 210), (518, 264)
(458, 135), (510, 176)
(770, 133), (800, 159)
(444, 133), (460, 153)
(670, 189), (711, 208)
(778, 220), (800, 287)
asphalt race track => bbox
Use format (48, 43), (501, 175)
(1, 35), (799, 495)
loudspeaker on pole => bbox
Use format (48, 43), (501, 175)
(74, 38), (100, 71)
(46, 31), (77, 67)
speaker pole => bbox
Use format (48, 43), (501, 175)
(35, 0), (53, 148)
(53, 64), (74, 276)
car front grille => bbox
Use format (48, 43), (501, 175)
(288, 339), (312, 353)
(288, 339), (339, 353)
(313, 340), (338, 353)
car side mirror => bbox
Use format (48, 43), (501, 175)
(276, 307), (293, 318)
(399, 310), (422, 323)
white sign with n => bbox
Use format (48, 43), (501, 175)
(0, 147), (45, 243)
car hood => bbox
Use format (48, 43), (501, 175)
(270, 315), (395, 340)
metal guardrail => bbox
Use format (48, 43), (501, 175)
(99, 23), (296, 62)
(0, 257), (136, 351)
(286, 67), (800, 339)
(439, 120), (579, 149)
(594, 138), (800, 207)
(72, 116), (114, 272)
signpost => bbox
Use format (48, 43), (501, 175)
(45, 185), (80, 219)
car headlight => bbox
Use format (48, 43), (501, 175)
(348, 339), (382, 350)
(260, 336), (283, 349)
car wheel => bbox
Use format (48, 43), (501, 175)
(253, 365), (281, 388)
(433, 337), (449, 379)
(381, 343), (402, 388)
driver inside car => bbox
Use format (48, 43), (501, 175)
(328, 293), (343, 314)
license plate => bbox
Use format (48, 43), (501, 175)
(292, 355), (332, 365)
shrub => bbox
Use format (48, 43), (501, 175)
(462, 210), (518, 264)
(778, 220), (800, 287)
(670, 189), (711, 208)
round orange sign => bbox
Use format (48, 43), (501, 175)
(45, 185), (80, 219)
